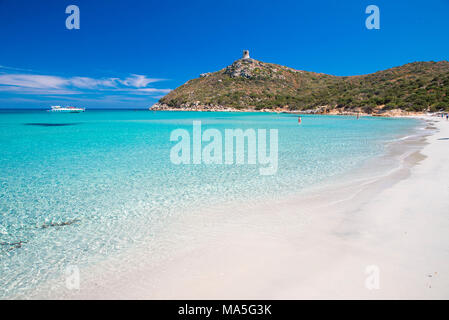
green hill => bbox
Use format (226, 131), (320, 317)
(151, 55), (449, 115)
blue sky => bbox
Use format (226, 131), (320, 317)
(0, 0), (448, 109)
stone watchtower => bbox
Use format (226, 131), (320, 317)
(242, 50), (250, 59)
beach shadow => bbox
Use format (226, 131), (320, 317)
(437, 138), (449, 141)
(0, 241), (27, 252)
(24, 123), (80, 127)
(40, 219), (80, 229)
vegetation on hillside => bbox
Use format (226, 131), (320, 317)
(157, 58), (449, 113)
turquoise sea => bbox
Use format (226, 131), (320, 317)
(0, 110), (421, 298)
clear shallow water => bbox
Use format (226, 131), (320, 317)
(0, 110), (420, 298)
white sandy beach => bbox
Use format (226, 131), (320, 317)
(43, 116), (449, 300)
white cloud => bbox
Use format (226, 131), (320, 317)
(119, 74), (162, 88)
(135, 88), (172, 94)
(0, 65), (35, 73)
(68, 76), (118, 89)
(0, 71), (170, 97)
(0, 85), (80, 95)
(0, 74), (68, 89)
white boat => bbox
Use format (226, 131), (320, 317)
(48, 105), (85, 113)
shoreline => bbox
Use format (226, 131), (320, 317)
(30, 115), (449, 299)
(149, 103), (428, 117)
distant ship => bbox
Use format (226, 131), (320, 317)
(48, 105), (85, 113)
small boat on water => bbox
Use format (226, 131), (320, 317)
(48, 105), (85, 113)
